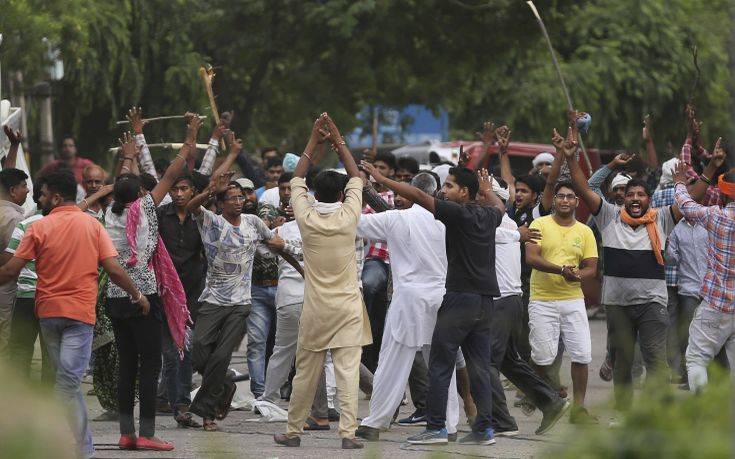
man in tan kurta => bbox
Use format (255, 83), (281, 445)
(276, 114), (371, 448)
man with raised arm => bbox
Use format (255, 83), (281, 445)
(274, 114), (371, 450)
(565, 125), (682, 414)
(360, 150), (504, 445)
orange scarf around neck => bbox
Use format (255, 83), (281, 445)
(620, 207), (664, 265)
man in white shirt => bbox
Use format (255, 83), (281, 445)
(489, 209), (570, 436)
(355, 173), (459, 442)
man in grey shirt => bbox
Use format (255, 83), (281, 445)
(0, 167), (29, 358)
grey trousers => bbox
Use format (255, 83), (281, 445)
(260, 303), (302, 403)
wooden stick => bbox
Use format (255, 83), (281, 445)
(527, 1), (592, 177)
(108, 142), (210, 154)
(115, 115), (207, 125)
(199, 65), (226, 150)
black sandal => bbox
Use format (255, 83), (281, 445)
(176, 412), (202, 428)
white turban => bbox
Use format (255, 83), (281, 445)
(659, 157), (680, 187)
(432, 164), (451, 186)
(492, 177), (510, 201)
(610, 173), (631, 190)
(532, 152), (555, 168)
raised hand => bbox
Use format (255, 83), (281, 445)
(126, 107), (147, 134)
(212, 120), (230, 141)
(210, 170), (236, 194)
(185, 113), (203, 144)
(310, 115), (331, 145)
(711, 137), (726, 168)
(475, 121), (496, 145)
(495, 125), (511, 153)
(610, 152), (635, 169)
(561, 126), (578, 159)
(457, 145), (471, 168)
(551, 128), (565, 151)
(225, 130), (242, 154)
(642, 114), (652, 141)
(360, 160), (385, 183)
(3, 125), (23, 145)
(118, 131), (136, 158)
(322, 113), (345, 149)
(477, 168), (493, 197)
(672, 160), (689, 186)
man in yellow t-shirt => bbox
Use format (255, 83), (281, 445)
(525, 181), (598, 425)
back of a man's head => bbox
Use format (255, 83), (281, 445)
(411, 172), (438, 196)
(313, 170), (348, 203)
(0, 168), (29, 195)
(45, 170), (78, 202)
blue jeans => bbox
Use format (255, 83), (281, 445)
(247, 285), (276, 398)
(162, 323), (192, 414)
(40, 317), (94, 458)
(361, 258), (389, 314)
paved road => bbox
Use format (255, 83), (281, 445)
(87, 320), (614, 458)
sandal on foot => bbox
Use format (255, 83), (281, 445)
(203, 419), (219, 432)
(176, 412), (202, 428)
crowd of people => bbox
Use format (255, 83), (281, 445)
(0, 102), (733, 457)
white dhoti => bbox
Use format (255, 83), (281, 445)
(360, 329), (459, 434)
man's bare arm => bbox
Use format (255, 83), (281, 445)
(361, 161), (435, 214)
(562, 127), (602, 212)
(3, 126), (22, 169)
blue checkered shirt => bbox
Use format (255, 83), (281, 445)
(652, 184), (677, 287)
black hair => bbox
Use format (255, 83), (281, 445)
(306, 165), (322, 189)
(60, 134), (75, 146)
(173, 173), (195, 189)
(111, 173), (143, 215)
(191, 171), (209, 193)
(374, 152), (397, 170)
(260, 147), (279, 160)
(553, 180), (575, 195)
(448, 167), (479, 200)
(45, 170), (77, 202)
(624, 178), (652, 197)
(33, 177), (47, 204)
(278, 172), (294, 185)
(0, 168), (29, 193)
(154, 157), (170, 177)
(396, 156), (418, 174)
(140, 173), (157, 192)
(516, 174), (544, 194)
(216, 181), (243, 203)
(266, 157), (283, 170)
(313, 170), (348, 203)
(625, 155), (647, 177)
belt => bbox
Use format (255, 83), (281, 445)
(253, 279), (278, 287)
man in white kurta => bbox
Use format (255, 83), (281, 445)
(355, 178), (459, 440)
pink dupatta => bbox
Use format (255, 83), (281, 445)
(126, 198), (191, 355)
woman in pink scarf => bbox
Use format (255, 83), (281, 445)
(103, 115), (201, 452)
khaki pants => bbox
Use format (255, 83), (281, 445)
(286, 344), (361, 439)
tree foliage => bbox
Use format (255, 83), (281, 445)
(1, 0), (732, 163)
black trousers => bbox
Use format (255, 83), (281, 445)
(426, 291), (495, 432)
(109, 296), (163, 437)
(490, 295), (562, 430)
(8, 297), (54, 383)
(607, 302), (668, 410)
(408, 351), (429, 414)
(190, 302), (249, 420)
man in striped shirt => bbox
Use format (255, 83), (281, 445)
(672, 164), (735, 391)
(566, 128), (683, 411)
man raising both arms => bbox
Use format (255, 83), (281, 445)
(362, 157), (505, 445)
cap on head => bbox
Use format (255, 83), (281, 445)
(532, 152), (555, 167)
(235, 178), (255, 190)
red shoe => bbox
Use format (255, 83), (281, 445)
(136, 437), (174, 451)
(118, 434), (137, 450)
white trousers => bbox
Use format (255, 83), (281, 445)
(686, 303), (735, 392)
(360, 332), (459, 433)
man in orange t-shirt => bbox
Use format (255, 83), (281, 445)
(0, 171), (146, 459)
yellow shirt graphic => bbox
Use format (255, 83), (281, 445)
(529, 215), (598, 301)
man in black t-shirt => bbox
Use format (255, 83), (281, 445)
(361, 162), (503, 446)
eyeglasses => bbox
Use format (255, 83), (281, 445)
(554, 193), (578, 201)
